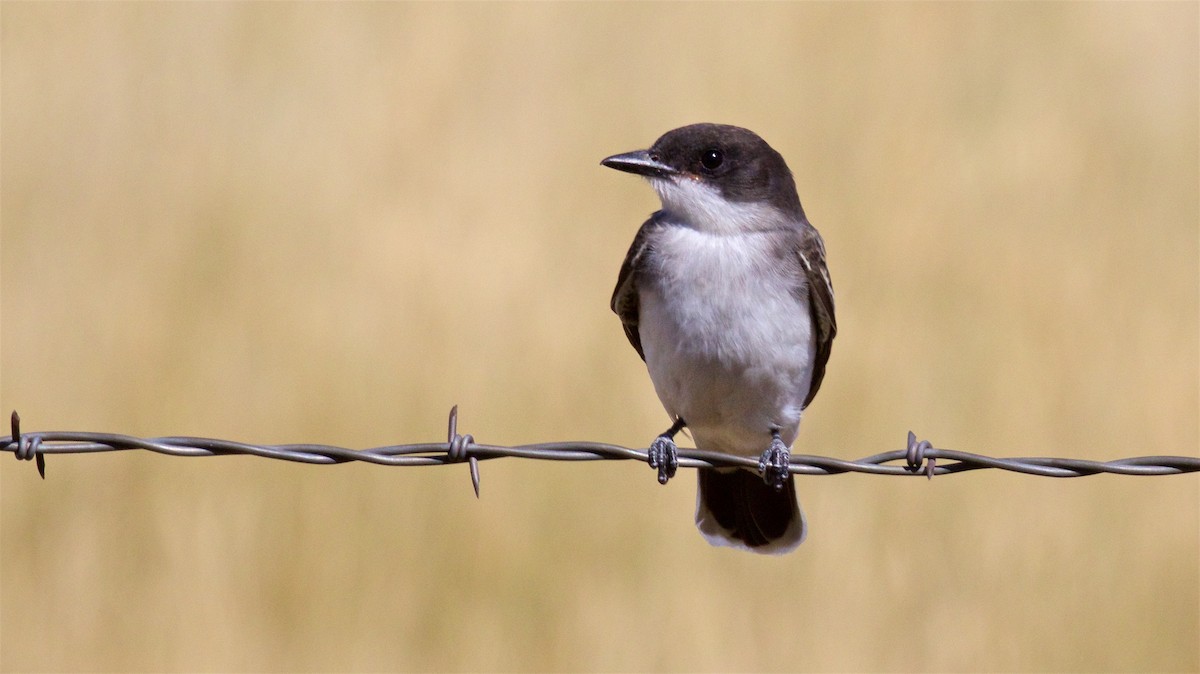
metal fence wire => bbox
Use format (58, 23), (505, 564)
(3, 409), (1198, 495)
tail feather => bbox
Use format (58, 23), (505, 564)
(695, 468), (806, 554)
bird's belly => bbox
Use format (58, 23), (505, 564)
(638, 244), (815, 456)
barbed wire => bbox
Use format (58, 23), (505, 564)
(3, 409), (1197, 495)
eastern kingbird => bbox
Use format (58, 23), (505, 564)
(602, 123), (837, 554)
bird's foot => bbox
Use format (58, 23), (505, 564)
(648, 434), (679, 485)
(758, 433), (791, 491)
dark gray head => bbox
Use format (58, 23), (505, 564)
(601, 124), (805, 227)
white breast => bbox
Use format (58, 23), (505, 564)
(638, 224), (816, 456)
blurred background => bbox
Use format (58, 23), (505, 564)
(2, 3), (1196, 672)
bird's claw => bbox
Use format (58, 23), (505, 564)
(648, 435), (679, 485)
(758, 436), (791, 491)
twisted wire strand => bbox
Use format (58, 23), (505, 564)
(4, 409), (1198, 491)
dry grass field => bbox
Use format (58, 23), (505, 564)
(2, 3), (1197, 672)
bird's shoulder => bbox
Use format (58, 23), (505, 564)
(790, 219), (837, 407)
(611, 212), (672, 361)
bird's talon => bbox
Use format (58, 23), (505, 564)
(759, 435), (791, 491)
(648, 435), (679, 484)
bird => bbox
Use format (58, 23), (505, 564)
(602, 123), (836, 554)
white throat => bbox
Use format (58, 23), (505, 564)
(649, 176), (787, 235)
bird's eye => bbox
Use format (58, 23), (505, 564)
(700, 148), (724, 170)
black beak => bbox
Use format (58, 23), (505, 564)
(600, 149), (677, 178)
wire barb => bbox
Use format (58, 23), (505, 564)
(2, 408), (1198, 481)
(446, 405), (480, 497)
(11, 410), (46, 479)
(906, 431), (936, 479)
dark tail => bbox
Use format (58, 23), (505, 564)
(695, 468), (806, 554)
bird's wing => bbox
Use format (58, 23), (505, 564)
(795, 224), (837, 408)
(610, 215), (663, 362)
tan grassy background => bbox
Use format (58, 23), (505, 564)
(2, 3), (1197, 672)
